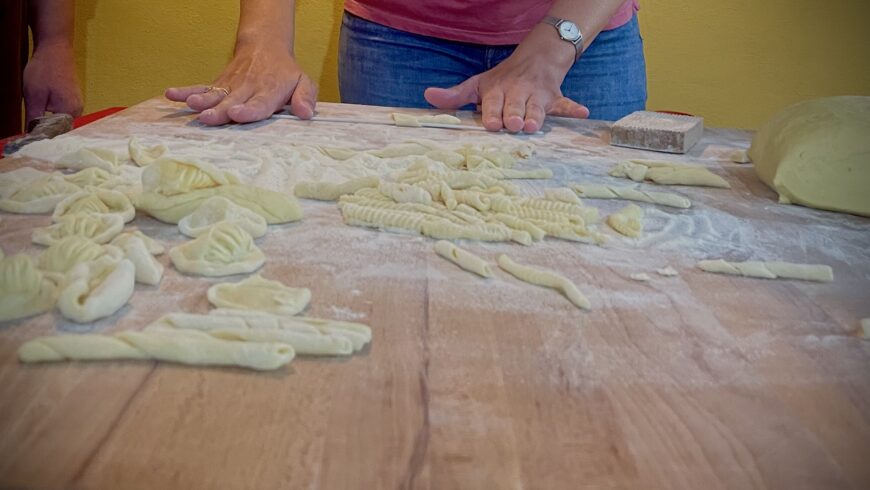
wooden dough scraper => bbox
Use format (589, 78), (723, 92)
(610, 111), (704, 154)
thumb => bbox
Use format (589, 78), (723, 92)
(424, 75), (481, 110)
(549, 96), (590, 119)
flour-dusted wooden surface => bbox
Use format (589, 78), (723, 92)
(1, 99), (869, 490)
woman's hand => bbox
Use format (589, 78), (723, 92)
(23, 40), (83, 127)
(165, 44), (317, 126)
(424, 24), (589, 133)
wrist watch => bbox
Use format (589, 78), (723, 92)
(541, 16), (584, 62)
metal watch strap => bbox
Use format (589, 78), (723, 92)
(542, 15), (583, 62)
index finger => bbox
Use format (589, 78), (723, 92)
(165, 85), (209, 102)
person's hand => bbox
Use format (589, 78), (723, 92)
(23, 40), (83, 128)
(165, 45), (317, 125)
(424, 24), (589, 133)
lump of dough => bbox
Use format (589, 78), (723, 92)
(135, 184), (302, 225)
(749, 96), (870, 217)
(178, 196), (268, 238)
(207, 274), (311, 315)
(128, 137), (167, 166)
(38, 236), (122, 278)
(57, 147), (123, 174)
(114, 235), (164, 285)
(0, 254), (58, 322)
(169, 222), (265, 277)
(57, 255), (136, 323)
(607, 203), (644, 238)
(52, 189), (136, 223)
(111, 231), (165, 255)
(0, 172), (81, 214)
(32, 213), (125, 246)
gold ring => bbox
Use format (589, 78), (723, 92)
(207, 86), (230, 97)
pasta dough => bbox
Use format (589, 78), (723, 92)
(294, 176), (379, 201)
(749, 96), (870, 217)
(128, 137), (167, 166)
(135, 184), (302, 224)
(114, 235), (164, 285)
(63, 167), (123, 189)
(433, 240), (493, 278)
(391, 113), (461, 127)
(142, 157), (238, 195)
(0, 254), (58, 322)
(656, 266), (679, 277)
(32, 213), (125, 246)
(57, 147), (123, 174)
(111, 231), (165, 255)
(56, 256), (136, 323)
(610, 159), (731, 188)
(177, 196), (268, 238)
(378, 181), (433, 205)
(544, 187), (583, 206)
(38, 236), (122, 278)
(496, 254), (591, 310)
(697, 259), (834, 282)
(169, 222), (265, 276)
(572, 183), (691, 209)
(0, 172), (81, 214)
(52, 189), (136, 223)
(18, 327), (295, 371)
(207, 274), (311, 315)
(209, 309), (372, 352)
(607, 203), (644, 238)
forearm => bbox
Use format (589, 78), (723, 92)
(235, 0), (296, 54)
(28, 0), (75, 48)
(548, 0), (628, 50)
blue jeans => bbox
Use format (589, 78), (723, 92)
(339, 12), (647, 121)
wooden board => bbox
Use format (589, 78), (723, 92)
(1, 99), (869, 490)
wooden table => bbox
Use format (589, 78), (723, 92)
(1, 99), (869, 490)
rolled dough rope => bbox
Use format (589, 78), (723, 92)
(208, 309), (373, 351)
(391, 113), (461, 127)
(489, 214), (546, 241)
(544, 187), (584, 206)
(607, 203), (644, 238)
(571, 183), (691, 209)
(524, 219), (606, 245)
(474, 168), (554, 180)
(339, 202), (426, 233)
(696, 259), (834, 282)
(433, 240), (493, 278)
(340, 195), (469, 225)
(150, 313), (354, 356)
(421, 219), (529, 245)
(610, 160), (731, 188)
(378, 181), (433, 205)
(18, 327), (296, 370)
(496, 254), (591, 310)
(294, 176), (379, 201)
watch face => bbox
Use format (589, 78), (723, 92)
(558, 21), (580, 41)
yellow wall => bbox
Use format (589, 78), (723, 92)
(73, 0), (869, 129)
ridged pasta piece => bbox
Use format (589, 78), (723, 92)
(607, 204), (644, 238)
(572, 183), (691, 209)
(32, 213), (125, 246)
(294, 176), (379, 201)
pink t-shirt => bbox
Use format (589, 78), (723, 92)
(344, 0), (639, 46)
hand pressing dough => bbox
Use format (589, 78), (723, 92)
(151, 312), (362, 356)
(138, 156), (281, 224)
(52, 189), (136, 223)
(607, 203), (644, 238)
(433, 240), (493, 278)
(18, 327), (295, 370)
(57, 255), (136, 323)
(544, 187), (584, 206)
(572, 183), (690, 209)
(38, 236), (122, 278)
(0, 173), (81, 214)
(497, 254), (591, 310)
(391, 112), (461, 127)
(697, 259), (833, 282)
(128, 137), (167, 166)
(169, 222), (265, 277)
(610, 160), (731, 188)
(209, 309), (373, 352)
(178, 196), (268, 238)
(57, 147), (123, 174)
(111, 231), (165, 255)
(32, 213), (125, 246)
(114, 235), (163, 285)
(749, 96), (870, 217)
(294, 176), (379, 201)
(0, 254), (58, 322)
(207, 274), (311, 315)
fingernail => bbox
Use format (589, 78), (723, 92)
(202, 109), (214, 117)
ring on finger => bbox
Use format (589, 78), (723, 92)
(207, 86), (231, 97)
